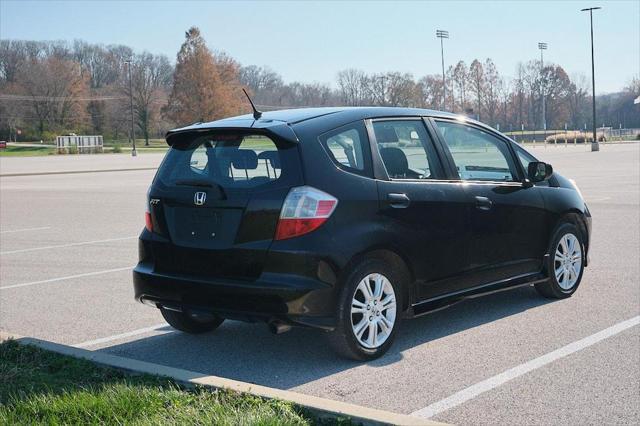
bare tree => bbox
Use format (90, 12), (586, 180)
(566, 75), (589, 129)
(16, 56), (89, 136)
(337, 69), (368, 106)
(73, 41), (125, 89)
(483, 58), (502, 125)
(385, 72), (420, 107)
(417, 75), (443, 109)
(468, 59), (485, 119)
(512, 62), (527, 127)
(2, 34), (635, 141)
(542, 65), (572, 128)
(239, 65), (284, 105)
(452, 61), (468, 112)
(0, 40), (27, 83)
(124, 52), (173, 145)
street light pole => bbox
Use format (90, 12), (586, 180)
(124, 59), (137, 157)
(436, 30), (449, 111)
(538, 42), (547, 143)
(581, 7), (601, 152)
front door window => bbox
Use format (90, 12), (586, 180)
(435, 121), (517, 182)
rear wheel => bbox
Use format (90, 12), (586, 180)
(535, 222), (585, 299)
(328, 259), (402, 361)
(160, 308), (224, 334)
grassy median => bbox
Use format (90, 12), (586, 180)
(0, 340), (318, 425)
(0, 146), (56, 156)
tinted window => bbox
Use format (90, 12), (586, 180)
(320, 122), (368, 172)
(514, 144), (536, 172)
(157, 133), (283, 189)
(373, 120), (440, 179)
(436, 121), (517, 182)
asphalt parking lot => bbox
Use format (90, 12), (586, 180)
(1, 143), (639, 425)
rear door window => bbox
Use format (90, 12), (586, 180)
(372, 120), (442, 179)
(157, 133), (286, 189)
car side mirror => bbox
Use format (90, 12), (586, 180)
(527, 161), (553, 182)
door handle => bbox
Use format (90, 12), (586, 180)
(388, 193), (411, 208)
(475, 196), (493, 211)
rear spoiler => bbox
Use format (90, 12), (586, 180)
(165, 120), (299, 146)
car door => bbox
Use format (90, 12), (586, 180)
(367, 118), (471, 301)
(431, 119), (548, 287)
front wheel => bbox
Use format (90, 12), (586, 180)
(160, 308), (224, 334)
(328, 259), (402, 361)
(535, 222), (585, 299)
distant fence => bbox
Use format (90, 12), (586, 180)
(604, 128), (640, 140)
(56, 135), (103, 153)
(505, 128), (640, 144)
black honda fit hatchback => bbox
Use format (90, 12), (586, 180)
(134, 107), (591, 360)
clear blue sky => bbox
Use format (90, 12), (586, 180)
(1, 0), (638, 93)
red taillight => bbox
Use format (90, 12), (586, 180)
(145, 190), (154, 233)
(275, 186), (338, 241)
(145, 211), (153, 232)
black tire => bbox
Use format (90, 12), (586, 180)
(160, 308), (224, 334)
(535, 222), (585, 299)
(327, 258), (404, 361)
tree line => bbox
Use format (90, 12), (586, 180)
(1, 26), (638, 143)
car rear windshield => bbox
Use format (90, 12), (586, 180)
(157, 132), (287, 189)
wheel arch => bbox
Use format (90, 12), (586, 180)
(339, 246), (415, 312)
(552, 209), (590, 266)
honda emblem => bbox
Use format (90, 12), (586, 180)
(194, 192), (206, 206)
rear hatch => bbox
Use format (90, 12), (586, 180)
(147, 128), (303, 281)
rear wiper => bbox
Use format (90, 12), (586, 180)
(175, 179), (213, 188)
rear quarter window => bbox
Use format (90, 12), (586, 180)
(318, 121), (371, 176)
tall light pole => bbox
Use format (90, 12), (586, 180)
(581, 7), (602, 152)
(436, 30), (449, 111)
(379, 74), (387, 106)
(124, 59), (137, 157)
(538, 42), (547, 142)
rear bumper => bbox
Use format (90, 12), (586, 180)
(133, 262), (337, 330)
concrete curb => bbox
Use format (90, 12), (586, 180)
(0, 332), (444, 426)
(0, 167), (158, 177)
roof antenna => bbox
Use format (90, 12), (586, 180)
(242, 88), (262, 120)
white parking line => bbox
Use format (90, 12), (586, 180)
(0, 236), (137, 255)
(411, 315), (640, 419)
(0, 226), (52, 234)
(74, 323), (170, 348)
(0, 266), (133, 290)
(587, 197), (611, 202)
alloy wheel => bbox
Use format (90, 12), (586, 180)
(554, 233), (582, 290)
(350, 273), (397, 349)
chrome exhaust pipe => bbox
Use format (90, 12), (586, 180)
(268, 321), (292, 335)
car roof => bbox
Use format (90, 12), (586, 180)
(166, 106), (495, 144)
(227, 106), (463, 124)
(170, 107), (462, 130)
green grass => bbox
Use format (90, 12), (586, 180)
(106, 147), (168, 154)
(105, 139), (167, 148)
(104, 139), (168, 154)
(0, 340), (317, 425)
(0, 146), (56, 157)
